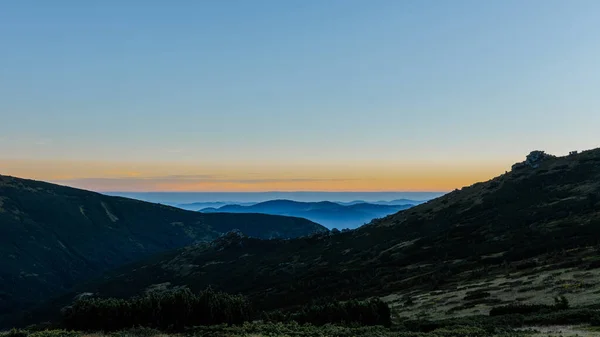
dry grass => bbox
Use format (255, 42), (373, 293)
(522, 325), (600, 337)
(385, 263), (600, 321)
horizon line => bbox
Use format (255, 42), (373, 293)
(103, 190), (449, 194)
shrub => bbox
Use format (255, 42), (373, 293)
(431, 326), (488, 337)
(463, 291), (491, 301)
(402, 314), (524, 333)
(489, 296), (569, 316)
(489, 303), (551, 316)
(62, 287), (252, 331)
(590, 313), (600, 326)
(264, 298), (391, 327)
(523, 308), (598, 325)
(554, 295), (569, 310)
(1, 329), (28, 337)
(189, 322), (392, 337)
(0, 330), (80, 337)
(108, 327), (161, 337)
(29, 330), (80, 337)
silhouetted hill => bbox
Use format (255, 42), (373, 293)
(46, 149), (600, 322)
(335, 199), (427, 206)
(379, 198), (427, 205)
(200, 200), (413, 229)
(0, 175), (326, 322)
(175, 201), (256, 211)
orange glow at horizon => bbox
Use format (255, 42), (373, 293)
(0, 158), (511, 192)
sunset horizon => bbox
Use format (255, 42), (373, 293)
(2, 154), (517, 192)
(3, 2), (599, 194)
(1, 147), (592, 192)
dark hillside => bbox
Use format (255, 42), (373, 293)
(0, 175), (326, 321)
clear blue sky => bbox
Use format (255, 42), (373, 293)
(1, 0), (599, 191)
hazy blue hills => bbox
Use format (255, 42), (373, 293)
(336, 199), (426, 206)
(106, 191), (442, 205)
(175, 201), (255, 211)
(0, 175), (326, 322)
(176, 199), (425, 212)
(200, 199), (414, 229)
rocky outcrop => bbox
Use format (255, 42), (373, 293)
(512, 150), (555, 170)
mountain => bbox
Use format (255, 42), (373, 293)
(51, 149), (600, 321)
(377, 198), (427, 206)
(336, 199), (426, 206)
(200, 200), (413, 229)
(175, 202), (256, 211)
(0, 175), (327, 321)
(105, 192), (444, 205)
(177, 200), (425, 212)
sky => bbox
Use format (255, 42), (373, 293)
(1, 0), (599, 192)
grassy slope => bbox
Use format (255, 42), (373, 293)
(0, 175), (327, 318)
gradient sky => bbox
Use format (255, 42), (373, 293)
(1, 0), (599, 192)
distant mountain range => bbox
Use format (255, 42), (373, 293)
(200, 200), (415, 229)
(175, 199), (424, 212)
(0, 175), (326, 323)
(106, 191), (443, 205)
(175, 201), (256, 211)
(335, 199), (425, 206)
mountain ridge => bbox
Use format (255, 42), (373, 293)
(200, 199), (413, 229)
(0, 174), (327, 322)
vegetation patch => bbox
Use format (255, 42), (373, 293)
(489, 296), (569, 316)
(60, 288), (391, 332)
(264, 298), (391, 327)
(62, 287), (251, 331)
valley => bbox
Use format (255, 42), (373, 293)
(2, 149), (599, 336)
(199, 199), (416, 229)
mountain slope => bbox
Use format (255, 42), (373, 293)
(201, 200), (413, 229)
(336, 199), (426, 206)
(0, 175), (327, 318)
(176, 202), (256, 211)
(53, 149), (600, 317)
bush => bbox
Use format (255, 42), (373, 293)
(1, 329), (28, 337)
(489, 296), (569, 316)
(29, 330), (80, 337)
(264, 298), (391, 327)
(554, 295), (569, 310)
(523, 308), (598, 325)
(489, 303), (552, 316)
(108, 327), (161, 337)
(0, 330), (81, 337)
(402, 314), (524, 333)
(62, 287), (252, 331)
(463, 291), (491, 301)
(189, 322), (392, 337)
(590, 313), (600, 326)
(430, 326), (487, 337)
